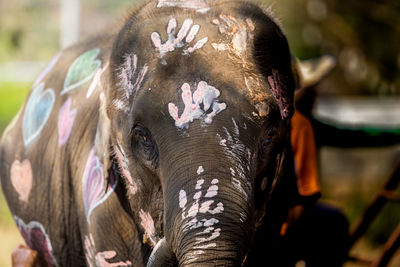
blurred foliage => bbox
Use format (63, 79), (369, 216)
(278, 0), (400, 96)
(0, 0), (59, 61)
(368, 201), (400, 245)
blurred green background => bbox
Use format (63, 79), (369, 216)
(0, 0), (399, 266)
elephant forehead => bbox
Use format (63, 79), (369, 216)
(110, 2), (292, 123)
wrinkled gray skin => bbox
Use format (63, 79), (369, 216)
(0, 1), (297, 266)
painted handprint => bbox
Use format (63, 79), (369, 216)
(178, 169), (224, 256)
(84, 233), (132, 267)
(211, 14), (255, 56)
(168, 81), (227, 129)
(151, 17), (208, 57)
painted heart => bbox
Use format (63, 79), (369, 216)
(10, 159), (33, 203)
(61, 48), (102, 95)
(14, 216), (58, 267)
(82, 148), (117, 223)
(58, 98), (77, 147)
(33, 52), (62, 87)
(22, 83), (55, 149)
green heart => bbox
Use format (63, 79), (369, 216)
(61, 48), (101, 95)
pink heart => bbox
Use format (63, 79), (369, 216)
(10, 159), (33, 203)
(58, 97), (77, 147)
(14, 216), (58, 267)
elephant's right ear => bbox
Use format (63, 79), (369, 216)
(95, 92), (112, 179)
(291, 55), (336, 89)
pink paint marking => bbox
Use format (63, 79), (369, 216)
(85, 233), (131, 267)
(82, 149), (116, 223)
(58, 97), (77, 147)
(267, 69), (291, 119)
(113, 143), (137, 195)
(139, 209), (157, 246)
(33, 52), (62, 87)
(118, 53), (148, 101)
(131, 64), (149, 98)
(10, 159), (33, 203)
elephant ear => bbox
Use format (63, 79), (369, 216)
(291, 55), (336, 89)
(94, 92), (112, 179)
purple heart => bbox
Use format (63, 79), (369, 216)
(14, 216), (58, 267)
(82, 148), (117, 223)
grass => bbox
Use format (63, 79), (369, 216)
(0, 82), (30, 132)
(0, 82), (29, 267)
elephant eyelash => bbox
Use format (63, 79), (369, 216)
(131, 125), (159, 168)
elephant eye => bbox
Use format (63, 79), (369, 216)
(263, 137), (272, 148)
(133, 127), (152, 147)
(131, 125), (159, 168)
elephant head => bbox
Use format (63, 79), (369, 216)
(103, 2), (295, 266)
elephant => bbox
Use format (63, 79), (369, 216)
(0, 0), (301, 266)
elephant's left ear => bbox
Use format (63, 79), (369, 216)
(291, 55), (336, 89)
(95, 92), (112, 179)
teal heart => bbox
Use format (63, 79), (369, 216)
(23, 83), (55, 149)
(61, 48), (101, 95)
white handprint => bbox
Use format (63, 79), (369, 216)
(178, 174), (224, 257)
(179, 170), (224, 228)
(151, 18), (208, 57)
(168, 81), (227, 129)
(211, 14), (255, 56)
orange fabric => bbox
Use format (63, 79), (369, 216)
(291, 110), (321, 196)
(280, 222), (289, 236)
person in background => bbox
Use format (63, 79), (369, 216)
(281, 55), (350, 267)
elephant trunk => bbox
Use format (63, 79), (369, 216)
(164, 165), (254, 267)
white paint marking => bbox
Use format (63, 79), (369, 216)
(157, 0), (210, 13)
(195, 179), (204, 190)
(179, 190), (187, 208)
(199, 200), (214, 213)
(87, 62), (109, 98)
(139, 209), (157, 247)
(168, 81), (226, 129)
(205, 183), (218, 198)
(193, 243), (217, 249)
(151, 18), (208, 58)
(211, 42), (229, 52)
(197, 166), (204, 175)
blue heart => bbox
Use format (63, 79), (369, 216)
(23, 83), (55, 149)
